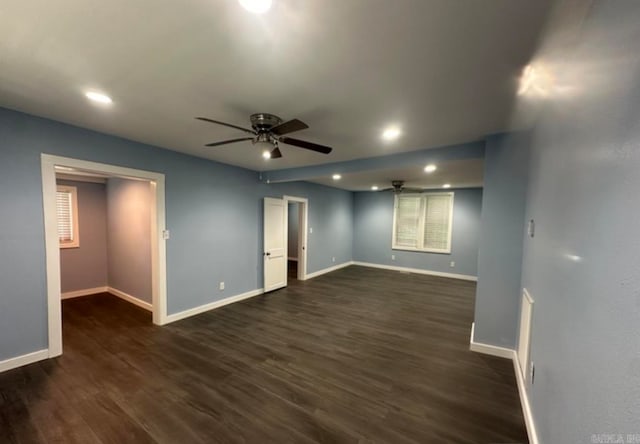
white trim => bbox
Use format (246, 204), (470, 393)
(523, 287), (534, 305)
(352, 261), (477, 282)
(283, 195), (308, 281)
(517, 288), (534, 381)
(469, 322), (539, 444)
(164, 288), (264, 324)
(468, 322), (514, 358)
(42, 154), (169, 359)
(305, 261), (354, 279)
(108, 287), (153, 312)
(61, 286), (108, 299)
(149, 179), (168, 325)
(42, 156), (63, 357)
(513, 350), (539, 444)
(60, 286), (153, 311)
(56, 173), (107, 184)
(0, 349), (49, 373)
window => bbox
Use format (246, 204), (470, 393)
(392, 192), (454, 253)
(56, 185), (79, 248)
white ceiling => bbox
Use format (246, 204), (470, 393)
(309, 158), (484, 191)
(0, 0), (552, 172)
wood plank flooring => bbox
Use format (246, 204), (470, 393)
(0, 266), (527, 443)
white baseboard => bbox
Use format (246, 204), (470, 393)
(61, 286), (108, 299)
(305, 261), (354, 279)
(469, 322), (539, 444)
(468, 322), (514, 358)
(164, 288), (264, 324)
(288, 257), (298, 262)
(0, 349), (49, 373)
(513, 351), (539, 444)
(108, 287), (152, 312)
(352, 261), (477, 282)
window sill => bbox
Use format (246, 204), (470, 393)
(392, 246), (451, 255)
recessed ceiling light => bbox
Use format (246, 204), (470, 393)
(382, 126), (401, 141)
(442, 183), (451, 189)
(85, 91), (112, 104)
(424, 164), (437, 173)
(518, 63), (554, 98)
(262, 150), (271, 159)
(371, 185), (379, 191)
(332, 174), (341, 180)
(239, 0), (272, 13)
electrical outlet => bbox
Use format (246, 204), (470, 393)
(219, 282), (225, 291)
(450, 261), (455, 268)
(391, 255), (396, 261)
(162, 230), (170, 240)
(309, 227), (313, 234)
(528, 219), (535, 238)
(332, 257), (335, 262)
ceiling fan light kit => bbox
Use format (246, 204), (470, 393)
(196, 113), (333, 159)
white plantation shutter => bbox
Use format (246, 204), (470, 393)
(392, 192), (454, 253)
(56, 185), (79, 247)
(394, 195), (421, 248)
(423, 194), (452, 251)
(56, 190), (73, 241)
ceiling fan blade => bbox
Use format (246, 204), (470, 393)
(270, 147), (283, 159)
(205, 137), (254, 147)
(196, 117), (256, 135)
(279, 137), (332, 154)
(270, 119), (309, 136)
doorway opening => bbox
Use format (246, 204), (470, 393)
(284, 195), (308, 283)
(41, 154), (168, 359)
(57, 171), (154, 305)
(262, 195), (308, 293)
(287, 202), (300, 280)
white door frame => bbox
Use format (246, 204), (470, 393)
(41, 154), (168, 358)
(517, 288), (534, 381)
(283, 195), (308, 281)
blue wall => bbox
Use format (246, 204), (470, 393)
(0, 107), (353, 360)
(473, 133), (530, 348)
(106, 178), (153, 304)
(269, 181), (353, 275)
(353, 188), (483, 277)
(516, 2), (640, 441)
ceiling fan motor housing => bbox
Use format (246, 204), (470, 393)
(253, 130), (278, 148)
(250, 113), (283, 132)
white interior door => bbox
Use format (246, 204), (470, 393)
(264, 197), (287, 292)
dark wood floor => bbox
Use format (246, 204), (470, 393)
(0, 266), (527, 443)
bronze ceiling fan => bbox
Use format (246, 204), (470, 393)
(379, 180), (425, 193)
(196, 113), (333, 159)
